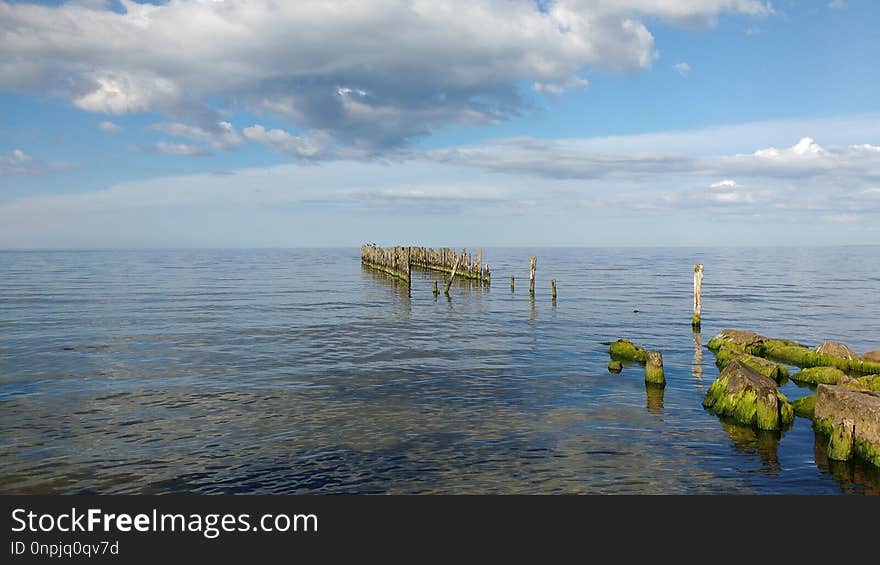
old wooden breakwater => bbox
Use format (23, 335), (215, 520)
(360, 245), (491, 289)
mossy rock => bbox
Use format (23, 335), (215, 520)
(856, 375), (880, 391)
(815, 341), (857, 360)
(791, 366), (847, 385)
(813, 385), (880, 467)
(703, 360), (794, 431)
(608, 360), (623, 374)
(706, 329), (880, 375)
(609, 338), (648, 363)
(791, 395), (815, 420)
(714, 346), (788, 383)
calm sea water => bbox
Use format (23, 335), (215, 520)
(1, 247), (879, 494)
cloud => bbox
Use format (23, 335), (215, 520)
(152, 141), (209, 156)
(673, 62), (691, 76)
(0, 0), (772, 153)
(98, 120), (122, 133)
(0, 148), (72, 174)
(150, 121), (243, 151)
(829, 0), (846, 9)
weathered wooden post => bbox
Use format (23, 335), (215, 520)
(645, 351), (665, 386)
(529, 256), (536, 296)
(510, 276), (515, 292)
(692, 263), (703, 329)
(444, 251), (464, 296)
(433, 280), (439, 296)
(551, 279), (557, 300)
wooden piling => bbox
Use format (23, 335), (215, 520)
(362, 244), (491, 285)
(551, 279), (557, 299)
(432, 280), (439, 296)
(692, 263), (703, 329)
(529, 256), (536, 296)
(444, 251), (464, 296)
(510, 276), (515, 292)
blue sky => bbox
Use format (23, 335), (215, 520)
(1, 0), (878, 247)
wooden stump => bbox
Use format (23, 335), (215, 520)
(645, 351), (666, 386)
(510, 275), (515, 292)
(551, 279), (557, 300)
(529, 256), (536, 296)
(692, 263), (703, 329)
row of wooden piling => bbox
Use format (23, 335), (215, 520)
(360, 244), (412, 285)
(408, 246), (491, 283)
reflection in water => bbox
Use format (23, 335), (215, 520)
(692, 330), (703, 381)
(813, 435), (880, 495)
(529, 295), (536, 321)
(719, 419), (782, 474)
(645, 383), (664, 414)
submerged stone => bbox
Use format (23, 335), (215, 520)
(608, 360), (623, 374)
(714, 346), (788, 383)
(791, 366), (848, 385)
(703, 360), (794, 431)
(609, 338), (648, 363)
(792, 395), (816, 419)
(645, 350), (665, 386)
(813, 384), (880, 467)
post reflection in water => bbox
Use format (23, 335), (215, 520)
(692, 329), (704, 382)
(645, 383), (665, 414)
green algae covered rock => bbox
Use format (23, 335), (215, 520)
(706, 329), (880, 375)
(703, 359), (794, 431)
(792, 395), (816, 419)
(815, 341), (857, 360)
(645, 350), (665, 386)
(791, 366), (848, 385)
(608, 360), (623, 374)
(857, 375), (880, 391)
(813, 384), (880, 467)
(714, 346), (789, 383)
(609, 339), (648, 363)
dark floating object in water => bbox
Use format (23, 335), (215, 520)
(633, 309), (639, 313)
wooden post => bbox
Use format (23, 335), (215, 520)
(433, 280), (439, 296)
(529, 256), (536, 296)
(510, 276), (515, 292)
(476, 248), (482, 281)
(551, 279), (557, 299)
(645, 351), (665, 386)
(692, 263), (704, 329)
(444, 251), (464, 295)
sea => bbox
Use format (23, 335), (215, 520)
(1, 247), (879, 494)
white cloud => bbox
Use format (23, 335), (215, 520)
(673, 62), (691, 76)
(829, 0), (846, 10)
(150, 121), (243, 151)
(153, 141), (209, 156)
(0, 0), (772, 153)
(0, 148), (72, 174)
(710, 179), (738, 188)
(98, 120), (122, 133)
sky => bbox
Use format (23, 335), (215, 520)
(1, 0), (879, 248)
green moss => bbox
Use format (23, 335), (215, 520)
(791, 395), (815, 419)
(856, 375), (880, 391)
(714, 347), (789, 383)
(761, 339), (880, 375)
(609, 339), (648, 363)
(777, 391), (794, 426)
(813, 416), (833, 437)
(608, 361), (623, 374)
(791, 366), (847, 385)
(691, 314), (701, 329)
(645, 365), (665, 386)
(827, 422), (854, 461)
(703, 378), (792, 430)
(854, 437), (880, 468)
